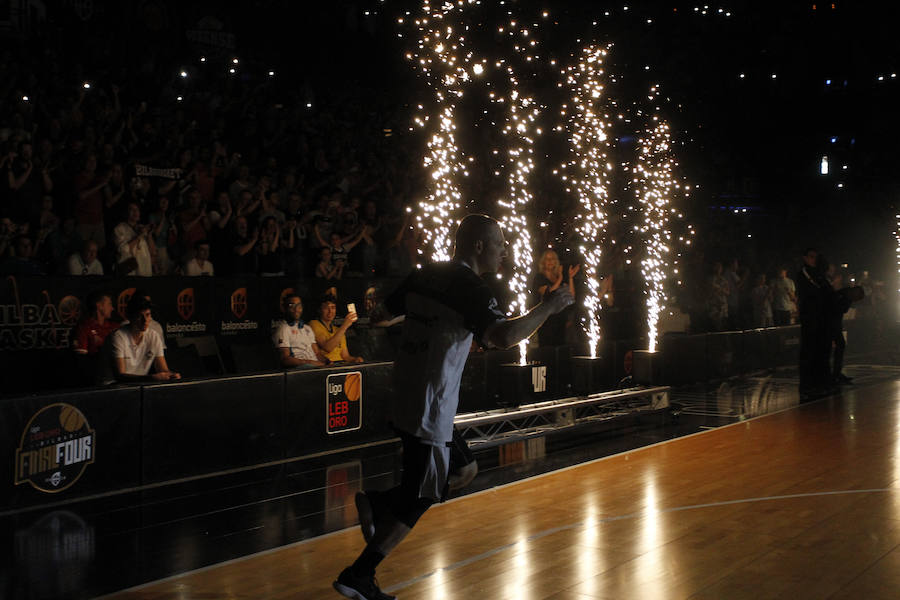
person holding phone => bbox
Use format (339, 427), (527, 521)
(310, 294), (364, 364)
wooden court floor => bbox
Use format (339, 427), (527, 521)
(108, 378), (900, 599)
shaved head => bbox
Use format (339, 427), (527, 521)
(453, 214), (506, 275)
(454, 214), (501, 254)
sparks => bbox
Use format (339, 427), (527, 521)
(407, 1), (482, 262)
(633, 89), (676, 353)
(498, 19), (542, 365)
(561, 45), (613, 359)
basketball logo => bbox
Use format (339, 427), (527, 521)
(16, 403), (96, 493)
(117, 288), (136, 320)
(59, 405), (86, 432)
(344, 372), (361, 402)
(57, 295), (82, 326)
(230, 287), (248, 319)
(177, 288), (195, 321)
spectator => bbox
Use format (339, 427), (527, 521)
(707, 261), (729, 332)
(184, 239), (215, 276)
(235, 189), (260, 220)
(103, 163), (126, 222)
(72, 291), (119, 356)
(0, 217), (18, 258)
(68, 240), (104, 275)
(257, 190), (286, 226)
(229, 164), (253, 201)
(311, 295), (364, 363)
(771, 267), (796, 326)
(826, 265), (853, 384)
(315, 246), (343, 281)
(73, 154), (109, 248)
(0, 234), (45, 275)
(112, 202), (154, 276)
(724, 258), (742, 330)
(353, 223), (379, 276)
(797, 248), (829, 396)
(34, 195), (62, 268)
(148, 196), (176, 275)
(120, 289), (166, 347)
(272, 293), (327, 368)
(750, 273), (774, 328)
(178, 189), (210, 255)
(314, 220), (366, 266)
(208, 191), (234, 230)
(6, 143), (53, 224)
(108, 297), (180, 382)
(208, 192), (234, 273)
(532, 249), (579, 346)
(257, 216), (287, 276)
(363, 286), (404, 328)
(229, 215), (259, 275)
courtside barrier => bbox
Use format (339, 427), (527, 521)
(2, 326), (805, 511)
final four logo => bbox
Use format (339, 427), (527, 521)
(15, 403), (96, 493)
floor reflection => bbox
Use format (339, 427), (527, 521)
(12, 511), (94, 600)
(5, 364), (900, 598)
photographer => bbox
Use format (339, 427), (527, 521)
(112, 201), (154, 276)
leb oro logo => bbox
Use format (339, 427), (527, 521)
(230, 287), (248, 319)
(177, 288), (195, 321)
(15, 403), (96, 493)
(116, 287), (136, 320)
(327, 371), (362, 434)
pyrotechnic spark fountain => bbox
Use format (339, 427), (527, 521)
(895, 213), (900, 300)
(406, 0), (483, 262)
(497, 18), (542, 365)
(559, 45), (613, 359)
(633, 87), (676, 353)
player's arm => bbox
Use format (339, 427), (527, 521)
(483, 287), (574, 349)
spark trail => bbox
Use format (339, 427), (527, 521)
(560, 46), (613, 358)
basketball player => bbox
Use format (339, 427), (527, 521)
(333, 214), (574, 600)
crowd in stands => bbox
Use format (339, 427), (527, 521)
(0, 34), (891, 360)
(0, 35), (422, 282)
(679, 254), (887, 335)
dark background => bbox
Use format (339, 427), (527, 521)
(10, 0), (900, 276)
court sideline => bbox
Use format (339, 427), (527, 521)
(106, 375), (900, 599)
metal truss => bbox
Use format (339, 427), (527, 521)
(454, 386), (670, 449)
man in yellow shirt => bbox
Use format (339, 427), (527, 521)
(310, 295), (364, 364)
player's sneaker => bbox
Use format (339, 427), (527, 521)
(355, 491), (376, 543)
(333, 567), (396, 600)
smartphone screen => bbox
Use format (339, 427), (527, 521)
(347, 303), (356, 314)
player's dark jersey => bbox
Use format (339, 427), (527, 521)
(386, 260), (506, 443)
